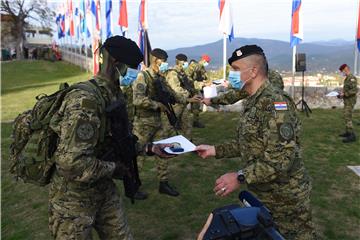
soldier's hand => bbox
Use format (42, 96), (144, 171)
(221, 80), (230, 88)
(195, 145), (216, 159)
(147, 143), (176, 158)
(187, 95), (202, 103)
(214, 172), (240, 197)
(202, 98), (211, 106)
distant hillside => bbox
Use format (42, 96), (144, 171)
(166, 38), (355, 73)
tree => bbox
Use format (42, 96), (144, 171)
(1, 0), (55, 59)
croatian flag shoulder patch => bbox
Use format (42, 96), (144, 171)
(274, 102), (288, 111)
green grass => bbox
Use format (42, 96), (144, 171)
(1, 60), (92, 122)
(1, 61), (360, 239)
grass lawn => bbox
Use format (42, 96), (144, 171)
(1, 61), (360, 239)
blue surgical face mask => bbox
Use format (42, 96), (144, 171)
(117, 67), (139, 86)
(228, 70), (245, 90)
(183, 62), (189, 69)
(203, 61), (209, 67)
(159, 62), (169, 73)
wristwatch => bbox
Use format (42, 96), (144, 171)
(237, 170), (246, 184)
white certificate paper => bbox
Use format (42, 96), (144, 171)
(153, 135), (196, 155)
(326, 91), (340, 97)
(203, 86), (218, 98)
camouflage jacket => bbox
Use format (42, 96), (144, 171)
(215, 80), (308, 189)
(121, 85), (134, 122)
(211, 88), (249, 105)
(343, 74), (358, 104)
(166, 66), (192, 105)
(132, 68), (163, 115)
(49, 76), (119, 184)
(268, 69), (284, 90)
(186, 61), (208, 90)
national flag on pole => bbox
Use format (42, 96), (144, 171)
(138, 0), (148, 30)
(86, 0), (93, 38)
(357, 0), (360, 51)
(75, 7), (80, 40)
(138, 0), (151, 67)
(118, 0), (128, 35)
(79, 0), (89, 37)
(105, 0), (113, 38)
(91, 0), (101, 33)
(218, 0), (234, 41)
(91, 0), (101, 75)
(290, 0), (303, 47)
(68, 0), (75, 37)
(56, 14), (65, 39)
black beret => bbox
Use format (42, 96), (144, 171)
(228, 45), (265, 65)
(102, 35), (143, 69)
(151, 48), (168, 60)
(176, 53), (187, 61)
(339, 64), (348, 71)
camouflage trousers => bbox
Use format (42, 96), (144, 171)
(252, 176), (315, 240)
(49, 175), (133, 240)
(191, 102), (201, 123)
(344, 101), (355, 133)
(133, 114), (175, 181)
(174, 104), (194, 140)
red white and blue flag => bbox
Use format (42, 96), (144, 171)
(138, 0), (151, 67)
(290, 0), (303, 47)
(118, 0), (128, 36)
(218, 0), (234, 41)
(56, 13), (65, 39)
(91, 0), (101, 33)
(274, 102), (288, 111)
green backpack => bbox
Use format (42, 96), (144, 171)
(9, 81), (101, 186)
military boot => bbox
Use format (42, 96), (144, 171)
(133, 190), (148, 200)
(339, 132), (350, 137)
(343, 132), (356, 143)
(193, 121), (205, 128)
(159, 181), (179, 197)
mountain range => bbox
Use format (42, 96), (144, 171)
(166, 38), (356, 73)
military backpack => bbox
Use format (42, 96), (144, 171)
(9, 81), (101, 186)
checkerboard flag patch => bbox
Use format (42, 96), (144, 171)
(274, 102), (288, 110)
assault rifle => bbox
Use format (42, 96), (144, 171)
(103, 99), (141, 203)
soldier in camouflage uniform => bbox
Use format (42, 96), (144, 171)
(165, 53), (201, 139)
(186, 54), (211, 128)
(196, 45), (315, 240)
(338, 64), (358, 143)
(48, 36), (173, 239)
(132, 48), (180, 197)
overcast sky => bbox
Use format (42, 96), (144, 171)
(54, 0), (359, 50)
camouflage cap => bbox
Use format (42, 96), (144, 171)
(176, 53), (187, 61)
(151, 48), (168, 60)
(102, 35), (143, 68)
(228, 45), (265, 65)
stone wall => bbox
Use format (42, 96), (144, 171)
(204, 86), (360, 112)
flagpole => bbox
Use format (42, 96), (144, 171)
(354, 0), (360, 75)
(291, 45), (296, 98)
(223, 34), (226, 80)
